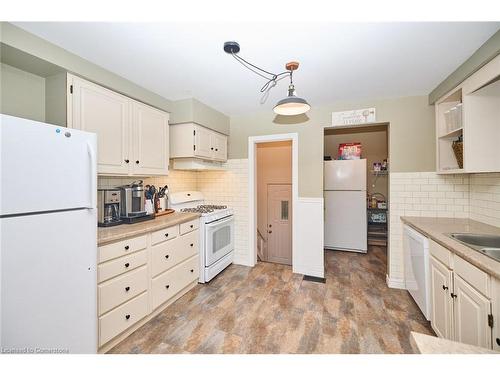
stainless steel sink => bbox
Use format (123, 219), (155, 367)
(448, 233), (500, 262)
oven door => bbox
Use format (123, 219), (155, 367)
(204, 215), (234, 267)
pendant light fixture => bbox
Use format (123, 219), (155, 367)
(224, 41), (310, 116)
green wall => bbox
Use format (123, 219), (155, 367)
(1, 62), (45, 122)
(229, 95), (435, 197)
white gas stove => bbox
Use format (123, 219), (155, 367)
(170, 191), (234, 283)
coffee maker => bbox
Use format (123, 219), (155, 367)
(119, 180), (154, 224)
(97, 189), (123, 227)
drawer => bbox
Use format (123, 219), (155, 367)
(98, 250), (147, 283)
(99, 235), (147, 263)
(151, 255), (199, 310)
(151, 225), (179, 245)
(180, 219), (199, 235)
(98, 266), (148, 315)
(99, 292), (148, 347)
(454, 255), (490, 297)
(151, 230), (199, 277)
(429, 240), (453, 268)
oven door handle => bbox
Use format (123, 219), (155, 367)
(205, 216), (234, 227)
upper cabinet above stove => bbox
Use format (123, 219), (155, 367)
(67, 74), (170, 176)
(170, 122), (228, 164)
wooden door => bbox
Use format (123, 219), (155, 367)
(430, 256), (454, 340)
(131, 102), (169, 175)
(194, 125), (213, 159)
(266, 184), (292, 265)
(69, 75), (130, 175)
(453, 274), (492, 349)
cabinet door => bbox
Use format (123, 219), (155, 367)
(194, 125), (213, 159)
(212, 133), (227, 161)
(453, 274), (492, 349)
(493, 277), (500, 352)
(69, 75), (130, 175)
(131, 102), (169, 175)
(430, 256), (454, 340)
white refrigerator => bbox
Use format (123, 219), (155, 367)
(324, 159), (367, 253)
(0, 114), (98, 353)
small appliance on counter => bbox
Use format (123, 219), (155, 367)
(97, 188), (123, 227)
(119, 180), (154, 224)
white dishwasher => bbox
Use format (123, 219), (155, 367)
(403, 225), (431, 320)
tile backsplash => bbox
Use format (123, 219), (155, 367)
(470, 173), (500, 227)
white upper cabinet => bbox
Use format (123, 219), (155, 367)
(132, 102), (169, 175)
(69, 75), (130, 175)
(194, 124), (213, 159)
(67, 74), (169, 176)
(436, 54), (500, 174)
(170, 122), (228, 162)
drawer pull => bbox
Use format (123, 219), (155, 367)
(190, 243), (194, 247)
(442, 285), (448, 291)
(190, 269), (194, 273)
(125, 263), (130, 268)
(164, 233), (169, 237)
(125, 159), (130, 163)
(125, 314), (131, 320)
(124, 245), (130, 250)
(451, 293), (457, 299)
(165, 285), (170, 289)
(190, 224), (194, 228)
(125, 286), (130, 292)
(165, 254), (170, 259)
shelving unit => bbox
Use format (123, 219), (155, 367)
(436, 89), (463, 173)
(367, 208), (387, 247)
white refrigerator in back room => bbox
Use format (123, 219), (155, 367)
(324, 159), (367, 253)
(0, 114), (98, 353)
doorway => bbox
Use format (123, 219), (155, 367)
(256, 140), (292, 265)
(323, 123), (390, 253)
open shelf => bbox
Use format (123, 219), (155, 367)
(439, 127), (463, 139)
(371, 170), (388, 176)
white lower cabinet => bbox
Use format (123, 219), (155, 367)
(453, 274), (491, 348)
(97, 222), (199, 350)
(428, 240), (494, 350)
(492, 277), (500, 352)
(430, 256), (454, 340)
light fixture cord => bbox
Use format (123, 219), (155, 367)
(231, 52), (291, 93)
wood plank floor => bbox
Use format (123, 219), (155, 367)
(109, 246), (434, 354)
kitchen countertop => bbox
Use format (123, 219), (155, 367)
(410, 332), (496, 354)
(401, 216), (500, 279)
(98, 212), (200, 246)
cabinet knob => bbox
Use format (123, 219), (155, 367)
(125, 314), (130, 320)
(125, 159), (130, 163)
(268, 230), (272, 234)
(211, 147), (214, 150)
(190, 225), (194, 228)
(496, 338), (500, 346)
(215, 149), (218, 151)
(450, 293), (457, 298)
(165, 254), (170, 259)
(269, 224), (272, 228)
(442, 285), (448, 291)
(125, 263), (130, 268)
(124, 245), (130, 250)
(190, 269), (194, 273)
(190, 243), (194, 247)
(165, 285), (170, 289)
(165, 233), (169, 237)
(135, 160), (140, 164)
(125, 286), (130, 292)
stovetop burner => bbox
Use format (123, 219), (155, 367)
(180, 204), (228, 214)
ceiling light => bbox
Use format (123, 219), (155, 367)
(224, 41), (310, 116)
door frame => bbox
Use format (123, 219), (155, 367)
(248, 133), (298, 267)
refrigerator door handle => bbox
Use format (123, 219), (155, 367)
(87, 141), (97, 208)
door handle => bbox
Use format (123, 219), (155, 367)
(268, 230), (272, 234)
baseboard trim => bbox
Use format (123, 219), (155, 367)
(386, 274), (406, 289)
